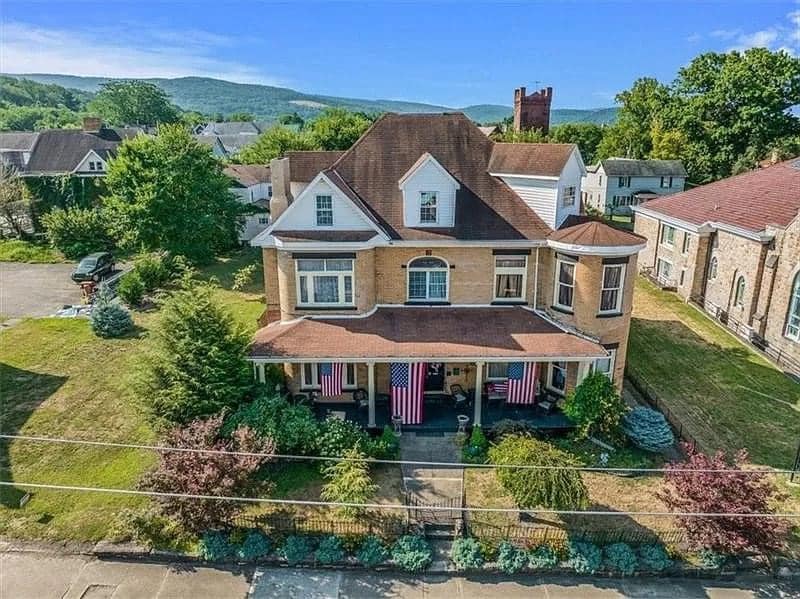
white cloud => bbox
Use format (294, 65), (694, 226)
(722, 9), (800, 54)
(0, 21), (284, 85)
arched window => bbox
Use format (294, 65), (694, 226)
(709, 257), (718, 280)
(733, 276), (746, 308)
(407, 257), (448, 301)
(786, 272), (800, 341)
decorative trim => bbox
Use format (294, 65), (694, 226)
(602, 256), (630, 265)
(493, 249), (532, 255)
(556, 252), (579, 263)
(549, 239), (645, 257)
(291, 252), (356, 259)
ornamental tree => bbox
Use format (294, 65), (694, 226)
(320, 447), (377, 517)
(563, 371), (627, 442)
(657, 445), (788, 555)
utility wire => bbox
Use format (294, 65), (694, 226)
(1, 433), (795, 475)
(1, 480), (798, 519)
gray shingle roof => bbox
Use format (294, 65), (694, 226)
(0, 132), (39, 151)
(599, 158), (686, 177)
(24, 129), (125, 175)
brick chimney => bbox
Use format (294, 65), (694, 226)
(82, 116), (103, 133)
(269, 156), (294, 221)
(513, 86), (553, 134)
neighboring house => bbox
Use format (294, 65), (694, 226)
(249, 112), (646, 430)
(194, 121), (270, 136)
(583, 158), (686, 216)
(0, 132), (38, 171)
(633, 158), (800, 373)
(224, 164), (272, 242)
(193, 133), (263, 159)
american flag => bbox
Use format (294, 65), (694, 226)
(320, 362), (343, 397)
(506, 362), (537, 404)
(489, 381), (509, 395)
(390, 362), (426, 424)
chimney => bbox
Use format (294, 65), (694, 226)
(82, 116), (103, 133)
(269, 157), (293, 221)
(513, 85), (553, 134)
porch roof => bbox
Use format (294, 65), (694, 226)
(249, 306), (607, 362)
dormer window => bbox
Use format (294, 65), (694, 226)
(315, 195), (333, 226)
(419, 192), (438, 224)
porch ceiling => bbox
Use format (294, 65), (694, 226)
(249, 306), (606, 361)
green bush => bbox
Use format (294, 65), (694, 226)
(637, 544), (672, 572)
(488, 419), (535, 441)
(41, 207), (113, 259)
(199, 531), (236, 561)
(318, 415), (370, 457)
(391, 535), (432, 572)
(450, 537), (484, 570)
(356, 535), (389, 567)
(236, 530), (271, 561)
(134, 252), (170, 291)
(567, 541), (602, 574)
(320, 447), (377, 518)
(224, 392), (319, 454)
(563, 371), (627, 441)
(699, 548), (728, 569)
(232, 263), (258, 291)
(315, 535), (345, 564)
(117, 271), (145, 306)
(281, 535), (313, 566)
(368, 425), (400, 459)
(488, 434), (588, 510)
(496, 541), (527, 574)
(90, 287), (133, 338)
(527, 545), (559, 569)
(604, 542), (637, 575)
(111, 507), (194, 551)
(622, 407), (675, 452)
(462, 426), (489, 464)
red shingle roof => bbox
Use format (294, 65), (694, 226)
(488, 143), (576, 177)
(286, 151), (344, 182)
(224, 164), (270, 187)
(639, 159), (800, 233)
(549, 220), (646, 247)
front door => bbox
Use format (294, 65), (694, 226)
(424, 362), (445, 393)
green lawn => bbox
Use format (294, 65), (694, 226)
(627, 277), (800, 468)
(0, 239), (65, 263)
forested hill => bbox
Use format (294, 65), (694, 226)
(10, 73), (617, 125)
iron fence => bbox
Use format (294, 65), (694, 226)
(467, 521), (685, 547)
(232, 513), (408, 540)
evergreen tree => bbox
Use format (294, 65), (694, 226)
(90, 287), (134, 338)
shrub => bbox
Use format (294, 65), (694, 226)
(450, 537), (484, 570)
(496, 541), (527, 574)
(462, 426), (489, 464)
(657, 445), (788, 554)
(604, 542), (638, 576)
(281, 535), (313, 566)
(527, 545), (559, 569)
(637, 544), (672, 572)
(368, 425), (400, 459)
(237, 530), (271, 561)
(623, 407), (675, 452)
(318, 415), (370, 457)
(488, 434), (588, 510)
(133, 252), (170, 291)
(488, 419), (535, 441)
(315, 535), (345, 564)
(356, 535), (389, 567)
(391, 535), (432, 572)
(563, 371), (627, 441)
(42, 207), (113, 259)
(224, 392), (319, 454)
(117, 271), (145, 306)
(320, 447), (377, 517)
(90, 287), (133, 338)
(200, 531), (235, 561)
(111, 507), (193, 551)
(698, 548), (728, 569)
(567, 541), (602, 574)
(142, 414), (273, 532)
(232, 263), (258, 291)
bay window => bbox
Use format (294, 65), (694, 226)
(553, 256), (576, 311)
(494, 255), (527, 301)
(407, 257), (448, 301)
(296, 258), (354, 306)
(599, 264), (625, 314)
(593, 349), (617, 380)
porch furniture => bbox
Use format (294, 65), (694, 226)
(450, 384), (470, 408)
(484, 382), (508, 406)
(456, 414), (470, 434)
(353, 388), (369, 410)
(329, 410), (346, 421)
(391, 414), (403, 436)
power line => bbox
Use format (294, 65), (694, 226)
(1, 433), (794, 475)
(1, 480), (798, 519)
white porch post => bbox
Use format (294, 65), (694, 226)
(474, 361), (484, 427)
(367, 362), (376, 428)
(257, 362), (266, 384)
(576, 359), (593, 386)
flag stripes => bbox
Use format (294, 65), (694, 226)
(506, 362), (537, 404)
(320, 362), (343, 397)
(390, 362), (426, 424)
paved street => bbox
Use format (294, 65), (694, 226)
(0, 262), (79, 319)
(2, 550), (799, 598)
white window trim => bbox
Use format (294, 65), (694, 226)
(493, 255), (528, 302)
(406, 256), (449, 302)
(486, 362), (509, 381)
(659, 223), (676, 249)
(593, 349), (617, 380)
(295, 258), (355, 307)
(656, 257), (673, 284)
(300, 362), (357, 390)
(546, 361), (568, 395)
(315, 195), (334, 227)
(681, 232), (691, 255)
(561, 185), (576, 208)
(785, 272), (800, 342)
(419, 191), (438, 225)
(553, 257), (576, 312)
(599, 263), (626, 315)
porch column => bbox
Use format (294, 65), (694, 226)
(473, 361), (484, 427)
(576, 359), (593, 386)
(257, 362), (266, 384)
(367, 362), (376, 428)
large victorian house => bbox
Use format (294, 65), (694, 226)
(250, 113), (645, 429)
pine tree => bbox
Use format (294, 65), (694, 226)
(90, 287), (134, 338)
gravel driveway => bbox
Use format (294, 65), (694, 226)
(0, 262), (81, 319)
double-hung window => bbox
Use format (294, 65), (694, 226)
(660, 176), (673, 188)
(593, 349), (617, 380)
(660, 224), (676, 247)
(315, 195), (333, 226)
(786, 273), (800, 341)
(656, 258), (673, 284)
(561, 186), (576, 207)
(487, 362), (509, 380)
(548, 361), (567, 394)
(419, 191), (438, 224)
(618, 176), (631, 188)
(407, 257), (448, 301)
(681, 233), (690, 254)
(599, 264), (625, 314)
(302, 363), (357, 389)
(553, 256), (576, 311)
(494, 255), (527, 301)
(296, 258), (354, 306)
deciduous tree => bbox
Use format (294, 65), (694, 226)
(87, 80), (180, 126)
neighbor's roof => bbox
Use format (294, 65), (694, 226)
(250, 306), (606, 360)
(599, 158), (687, 177)
(199, 121), (263, 136)
(488, 143), (576, 177)
(638, 158), (800, 233)
(0, 132), (39, 150)
(549, 220), (646, 247)
(285, 151), (345, 182)
(24, 129), (126, 175)
(224, 164), (271, 187)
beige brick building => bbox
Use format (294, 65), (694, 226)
(633, 159), (800, 374)
(250, 114), (646, 430)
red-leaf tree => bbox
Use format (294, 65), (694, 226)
(657, 445), (787, 555)
(143, 413), (274, 532)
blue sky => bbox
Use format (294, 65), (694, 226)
(2, 1), (798, 109)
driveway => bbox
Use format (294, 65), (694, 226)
(0, 262), (80, 319)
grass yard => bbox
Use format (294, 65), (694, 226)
(628, 277), (800, 468)
(0, 239), (65, 263)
